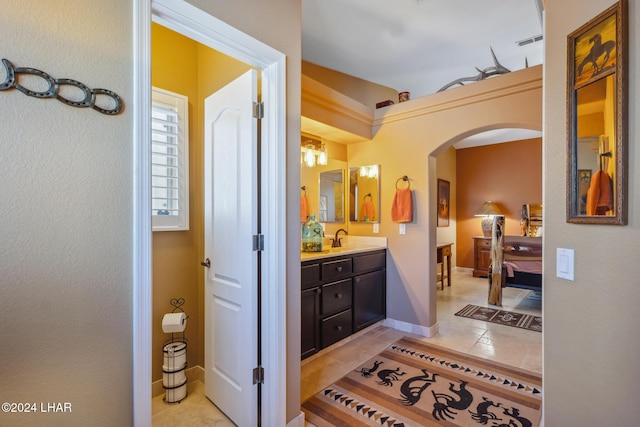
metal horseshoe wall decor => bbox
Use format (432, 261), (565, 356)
(0, 58), (122, 115)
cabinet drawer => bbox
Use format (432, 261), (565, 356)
(352, 250), (386, 273)
(321, 310), (352, 348)
(321, 279), (352, 316)
(321, 258), (352, 282)
(301, 263), (320, 290)
(476, 238), (491, 249)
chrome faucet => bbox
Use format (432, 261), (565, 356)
(332, 228), (348, 248)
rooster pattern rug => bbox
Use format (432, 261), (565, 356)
(303, 337), (542, 427)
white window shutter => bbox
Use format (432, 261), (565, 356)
(151, 87), (189, 231)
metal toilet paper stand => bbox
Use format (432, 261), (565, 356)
(162, 298), (189, 403)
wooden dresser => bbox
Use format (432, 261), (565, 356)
(472, 236), (491, 277)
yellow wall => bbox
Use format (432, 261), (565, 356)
(151, 22), (201, 384)
(151, 23), (251, 383)
(435, 146), (457, 266)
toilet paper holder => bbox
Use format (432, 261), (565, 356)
(163, 297), (189, 345)
(162, 298), (189, 403)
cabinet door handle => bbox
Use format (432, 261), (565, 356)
(335, 293), (342, 299)
(316, 288), (321, 294)
(200, 258), (211, 268)
(336, 325), (342, 332)
(336, 266), (343, 272)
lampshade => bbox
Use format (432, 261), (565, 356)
(475, 201), (503, 238)
(475, 201), (503, 217)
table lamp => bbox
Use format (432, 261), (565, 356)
(475, 201), (503, 237)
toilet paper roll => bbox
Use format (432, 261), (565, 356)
(162, 312), (187, 333)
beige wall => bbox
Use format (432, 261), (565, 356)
(456, 138), (542, 268)
(348, 66), (542, 329)
(544, 0), (640, 424)
(0, 0), (302, 425)
(0, 1), (134, 425)
(303, 61), (398, 109)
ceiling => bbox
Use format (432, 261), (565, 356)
(301, 0), (545, 147)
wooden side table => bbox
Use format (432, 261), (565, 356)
(437, 242), (453, 290)
(473, 236), (491, 277)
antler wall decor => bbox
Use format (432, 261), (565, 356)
(437, 48), (513, 92)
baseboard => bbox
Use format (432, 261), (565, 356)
(383, 318), (439, 338)
(286, 411), (305, 427)
(456, 266), (473, 274)
(152, 365), (205, 397)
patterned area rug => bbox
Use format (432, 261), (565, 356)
(302, 337), (542, 427)
(455, 304), (542, 332)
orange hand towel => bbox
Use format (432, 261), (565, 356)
(300, 194), (309, 222)
(586, 169), (613, 215)
(360, 199), (375, 221)
(391, 187), (413, 222)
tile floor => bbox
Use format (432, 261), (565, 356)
(152, 380), (235, 426)
(152, 269), (542, 426)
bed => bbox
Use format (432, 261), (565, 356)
(502, 236), (542, 293)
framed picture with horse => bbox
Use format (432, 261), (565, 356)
(569, 1), (621, 90)
(566, 0), (628, 225)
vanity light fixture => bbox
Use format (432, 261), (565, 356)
(303, 144), (316, 167)
(475, 201), (503, 237)
(317, 143), (328, 166)
(300, 135), (328, 167)
(359, 165), (378, 178)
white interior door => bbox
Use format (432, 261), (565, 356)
(203, 69), (259, 426)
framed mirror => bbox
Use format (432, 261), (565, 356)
(318, 169), (345, 223)
(567, 0), (627, 224)
(349, 165), (380, 223)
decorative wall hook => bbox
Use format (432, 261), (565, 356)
(0, 58), (123, 115)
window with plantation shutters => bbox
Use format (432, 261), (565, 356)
(152, 87), (189, 231)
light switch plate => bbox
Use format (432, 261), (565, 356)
(399, 224), (406, 235)
(556, 248), (575, 281)
(373, 223), (379, 233)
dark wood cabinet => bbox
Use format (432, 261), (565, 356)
(353, 269), (385, 331)
(301, 249), (386, 359)
(473, 236), (492, 277)
(301, 287), (320, 359)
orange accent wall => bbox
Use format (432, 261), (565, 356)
(456, 138), (542, 268)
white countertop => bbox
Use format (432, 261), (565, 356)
(300, 235), (387, 261)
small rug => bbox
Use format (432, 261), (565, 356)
(455, 304), (542, 332)
(302, 336), (542, 427)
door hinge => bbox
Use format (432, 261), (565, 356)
(253, 234), (265, 251)
(253, 366), (264, 385)
(253, 101), (264, 119)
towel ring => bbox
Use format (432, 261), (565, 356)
(395, 176), (410, 189)
(301, 185), (306, 195)
(363, 193), (372, 201)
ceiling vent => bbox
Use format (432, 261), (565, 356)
(516, 34), (543, 47)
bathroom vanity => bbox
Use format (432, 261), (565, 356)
(301, 246), (386, 360)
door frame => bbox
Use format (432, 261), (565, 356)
(133, 0), (287, 425)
